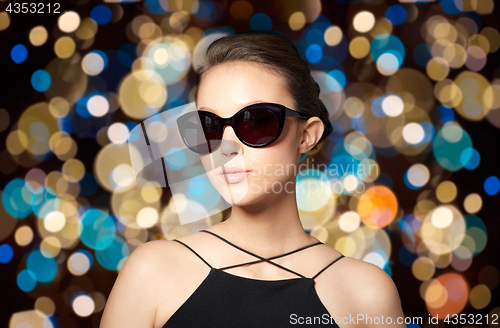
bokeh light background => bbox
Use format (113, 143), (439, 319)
(0, 0), (499, 327)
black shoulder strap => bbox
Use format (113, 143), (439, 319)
(173, 239), (213, 269)
(218, 241), (323, 270)
(201, 230), (322, 279)
(312, 254), (345, 280)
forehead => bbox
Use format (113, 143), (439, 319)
(196, 61), (292, 116)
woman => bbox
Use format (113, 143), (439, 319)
(100, 31), (406, 328)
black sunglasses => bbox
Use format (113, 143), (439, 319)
(177, 102), (310, 154)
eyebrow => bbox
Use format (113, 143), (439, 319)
(198, 100), (268, 113)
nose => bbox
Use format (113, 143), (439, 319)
(219, 126), (241, 157)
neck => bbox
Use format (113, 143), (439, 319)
(215, 189), (315, 258)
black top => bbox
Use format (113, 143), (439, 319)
(162, 229), (345, 328)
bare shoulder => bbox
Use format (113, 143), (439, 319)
(313, 250), (405, 328)
(117, 239), (183, 274)
(99, 240), (176, 327)
(122, 236), (210, 281)
(343, 258), (405, 326)
(342, 256), (400, 297)
(122, 231), (210, 268)
(101, 233), (217, 327)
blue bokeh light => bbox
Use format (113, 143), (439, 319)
(189, 176), (206, 196)
(305, 28), (325, 47)
(192, 0), (213, 18)
(413, 44), (432, 67)
(26, 250), (57, 283)
(166, 147), (186, 170)
(385, 5), (407, 25)
(326, 69), (346, 92)
(371, 34), (405, 68)
(145, 0), (168, 15)
(31, 70), (51, 92)
(249, 13), (272, 31)
(31, 186), (60, 219)
(306, 44), (323, 63)
(118, 44), (137, 68)
(11, 44), (28, 64)
(460, 147), (480, 170)
(95, 236), (130, 271)
(439, 105), (455, 124)
(484, 176), (499, 195)
(439, 0), (463, 15)
(17, 270), (37, 292)
(2, 178), (33, 219)
(0, 244), (14, 264)
(90, 5), (112, 25)
(80, 173), (99, 196)
(79, 208), (117, 250)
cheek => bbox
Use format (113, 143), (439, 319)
(248, 148), (297, 181)
(200, 155), (213, 171)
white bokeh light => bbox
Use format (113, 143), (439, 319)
(403, 123), (425, 145)
(87, 95), (109, 117)
(382, 95), (404, 117)
(107, 123), (129, 144)
(353, 11), (375, 33)
(72, 294), (95, 317)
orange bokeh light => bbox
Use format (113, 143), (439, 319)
(357, 186), (398, 228)
(426, 273), (469, 318)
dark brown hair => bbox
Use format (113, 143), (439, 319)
(194, 31), (333, 151)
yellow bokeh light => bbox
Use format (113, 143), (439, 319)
(469, 284), (491, 309)
(229, 0), (253, 20)
(6, 130), (28, 156)
(118, 72), (167, 119)
(427, 57), (449, 81)
(62, 158), (86, 183)
(75, 17), (98, 40)
(436, 181), (457, 203)
(29, 26), (48, 46)
(463, 193), (482, 214)
(35, 297), (56, 316)
(289, 12), (306, 31)
(412, 257), (435, 281)
(343, 97), (365, 118)
(40, 236), (62, 258)
(54, 36), (76, 59)
(15, 225), (34, 246)
(480, 27), (500, 53)
(425, 279), (448, 307)
(324, 26), (343, 46)
(0, 12), (10, 31)
(349, 36), (370, 59)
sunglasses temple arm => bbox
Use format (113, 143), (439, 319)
(285, 109), (309, 118)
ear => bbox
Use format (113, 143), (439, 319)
(300, 117), (324, 153)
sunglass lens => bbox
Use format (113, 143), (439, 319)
(236, 106), (280, 146)
(182, 113), (221, 154)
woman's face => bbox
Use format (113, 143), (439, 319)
(196, 61), (311, 206)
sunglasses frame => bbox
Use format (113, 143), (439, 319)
(177, 102), (310, 154)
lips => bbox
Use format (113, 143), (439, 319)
(219, 167), (251, 183)
(220, 167), (249, 174)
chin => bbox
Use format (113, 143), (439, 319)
(217, 181), (255, 205)
(206, 174), (264, 206)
